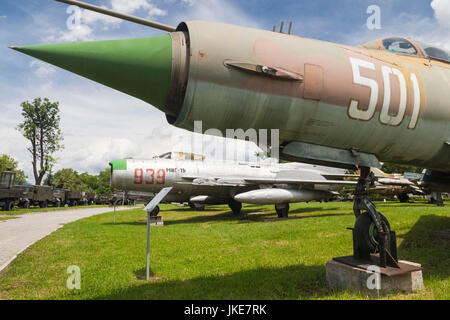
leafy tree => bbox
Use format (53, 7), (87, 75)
(52, 168), (81, 191)
(17, 98), (64, 185)
(46, 168), (114, 196)
(381, 163), (423, 174)
(96, 168), (115, 196)
(79, 172), (98, 193)
(0, 154), (27, 185)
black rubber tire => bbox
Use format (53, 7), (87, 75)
(150, 206), (160, 217)
(5, 200), (15, 212)
(397, 193), (409, 203)
(188, 202), (205, 211)
(354, 212), (391, 255)
(276, 204), (289, 218)
(228, 200), (242, 215)
(188, 202), (196, 210)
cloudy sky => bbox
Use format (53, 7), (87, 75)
(0, 0), (449, 181)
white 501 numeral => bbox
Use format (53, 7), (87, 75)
(348, 57), (421, 129)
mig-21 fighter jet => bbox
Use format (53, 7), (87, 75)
(109, 152), (355, 218)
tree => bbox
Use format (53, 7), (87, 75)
(52, 168), (81, 191)
(46, 168), (114, 196)
(0, 154), (27, 185)
(17, 98), (64, 185)
(96, 168), (115, 196)
(381, 163), (423, 174)
(79, 172), (98, 193)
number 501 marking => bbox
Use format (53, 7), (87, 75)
(348, 57), (421, 129)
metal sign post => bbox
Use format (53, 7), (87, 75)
(143, 187), (173, 281)
(146, 210), (151, 281)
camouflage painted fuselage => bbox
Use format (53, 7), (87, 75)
(170, 22), (450, 172)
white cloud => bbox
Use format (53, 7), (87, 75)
(147, 6), (168, 18)
(30, 60), (57, 78)
(80, 0), (167, 28)
(111, 0), (167, 17)
(431, 0), (450, 29)
(47, 0), (167, 42)
(173, 0), (260, 28)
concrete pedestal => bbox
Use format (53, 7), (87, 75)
(150, 216), (164, 226)
(326, 257), (424, 295)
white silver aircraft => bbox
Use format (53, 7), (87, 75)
(109, 152), (356, 218)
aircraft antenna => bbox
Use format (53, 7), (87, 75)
(55, 0), (176, 32)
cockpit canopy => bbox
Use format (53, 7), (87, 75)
(361, 37), (450, 64)
(158, 152), (205, 161)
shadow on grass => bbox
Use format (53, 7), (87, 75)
(105, 206), (350, 227)
(398, 215), (450, 281)
(96, 264), (328, 300)
(378, 204), (444, 208)
(166, 207), (226, 213)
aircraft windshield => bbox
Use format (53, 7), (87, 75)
(382, 38), (417, 55)
(158, 152), (172, 159)
(158, 152), (205, 161)
(416, 41), (450, 63)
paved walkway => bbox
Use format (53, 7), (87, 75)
(0, 207), (134, 272)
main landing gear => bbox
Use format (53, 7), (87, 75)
(351, 167), (399, 268)
(228, 199), (242, 215)
(188, 202), (206, 211)
(275, 204), (289, 218)
(430, 192), (445, 207)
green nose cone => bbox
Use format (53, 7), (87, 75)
(12, 35), (172, 110)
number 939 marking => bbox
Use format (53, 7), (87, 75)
(134, 168), (166, 185)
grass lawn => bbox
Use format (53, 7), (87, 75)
(0, 199), (448, 300)
(0, 216), (18, 221)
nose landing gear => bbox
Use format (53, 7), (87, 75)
(351, 167), (399, 268)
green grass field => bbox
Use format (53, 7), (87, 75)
(0, 216), (17, 221)
(0, 200), (448, 300)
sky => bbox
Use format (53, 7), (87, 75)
(0, 0), (449, 181)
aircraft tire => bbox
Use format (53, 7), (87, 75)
(228, 200), (242, 215)
(397, 193), (409, 203)
(354, 212), (391, 255)
(275, 204), (289, 218)
(188, 202), (196, 210)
